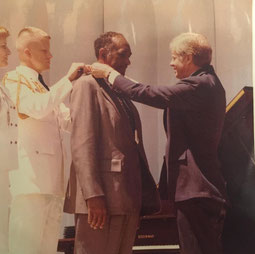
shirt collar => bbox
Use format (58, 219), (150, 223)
(190, 64), (214, 77)
(16, 65), (39, 81)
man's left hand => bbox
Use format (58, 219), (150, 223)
(87, 196), (107, 230)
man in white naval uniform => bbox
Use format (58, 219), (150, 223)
(3, 26), (87, 254)
(0, 26), (18, 254)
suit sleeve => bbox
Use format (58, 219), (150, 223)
(6, 76), (72, 119)
(113, 75), (209, 111)
(70, 77), (104, 201)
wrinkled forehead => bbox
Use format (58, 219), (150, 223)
(171, 51), (181, 58)
(111, 35), (131, 52)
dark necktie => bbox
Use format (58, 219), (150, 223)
(117, 96), (136, 134)
(163, 109), (167, 133)
(38, 74), (50, 91)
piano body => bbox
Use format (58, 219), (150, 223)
(219, 86), (254, 254)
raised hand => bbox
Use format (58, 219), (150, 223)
(67, 63), (92, 82)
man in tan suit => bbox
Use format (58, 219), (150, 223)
(64, 31), (160, 254)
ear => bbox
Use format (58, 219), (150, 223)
(24, 48), (31, 58)
(98, 48), (108, 62)
(186, 54), (193, 64)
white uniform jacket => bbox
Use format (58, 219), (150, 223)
(0, 85), (18, 172)
(3, 65), (72, 197)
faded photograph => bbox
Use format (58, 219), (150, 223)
(0, 0), (253, 254)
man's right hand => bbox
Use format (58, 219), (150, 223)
(66, 63), (92, 82)
(86, 196), (107, 230)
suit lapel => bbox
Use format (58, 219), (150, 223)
(95, 78), (123, 116)
(124, 99), (141, 144)
(95, 78), (137, 141)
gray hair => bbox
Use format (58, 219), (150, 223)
(170, 32), (212, 67)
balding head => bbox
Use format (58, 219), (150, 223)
(16, 27), (52, 73)
(94, 31), (132, 75)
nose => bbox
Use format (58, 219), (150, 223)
(48, 51), (53, 59)
(126, 57), (131, 66)
(170, 59), (174, 67)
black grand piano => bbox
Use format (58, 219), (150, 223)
(219, 86), (254, 254)
(58, 86), (254, 254)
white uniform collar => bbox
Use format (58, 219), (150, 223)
(16, 65), (39, 81)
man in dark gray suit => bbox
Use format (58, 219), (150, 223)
(64, 31), (160, 254)
(92, 32), (228, 254)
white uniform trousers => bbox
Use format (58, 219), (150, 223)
(74, 213), (140, 254)
(0, 171), (11, 254)
(9, 194), (64, 254)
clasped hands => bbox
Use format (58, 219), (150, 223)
(66, 63), (92, 82)
(90, 62), (114, 79)
(66, 62), (114, 82)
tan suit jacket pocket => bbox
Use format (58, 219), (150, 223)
(101, 159), (123, 172)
